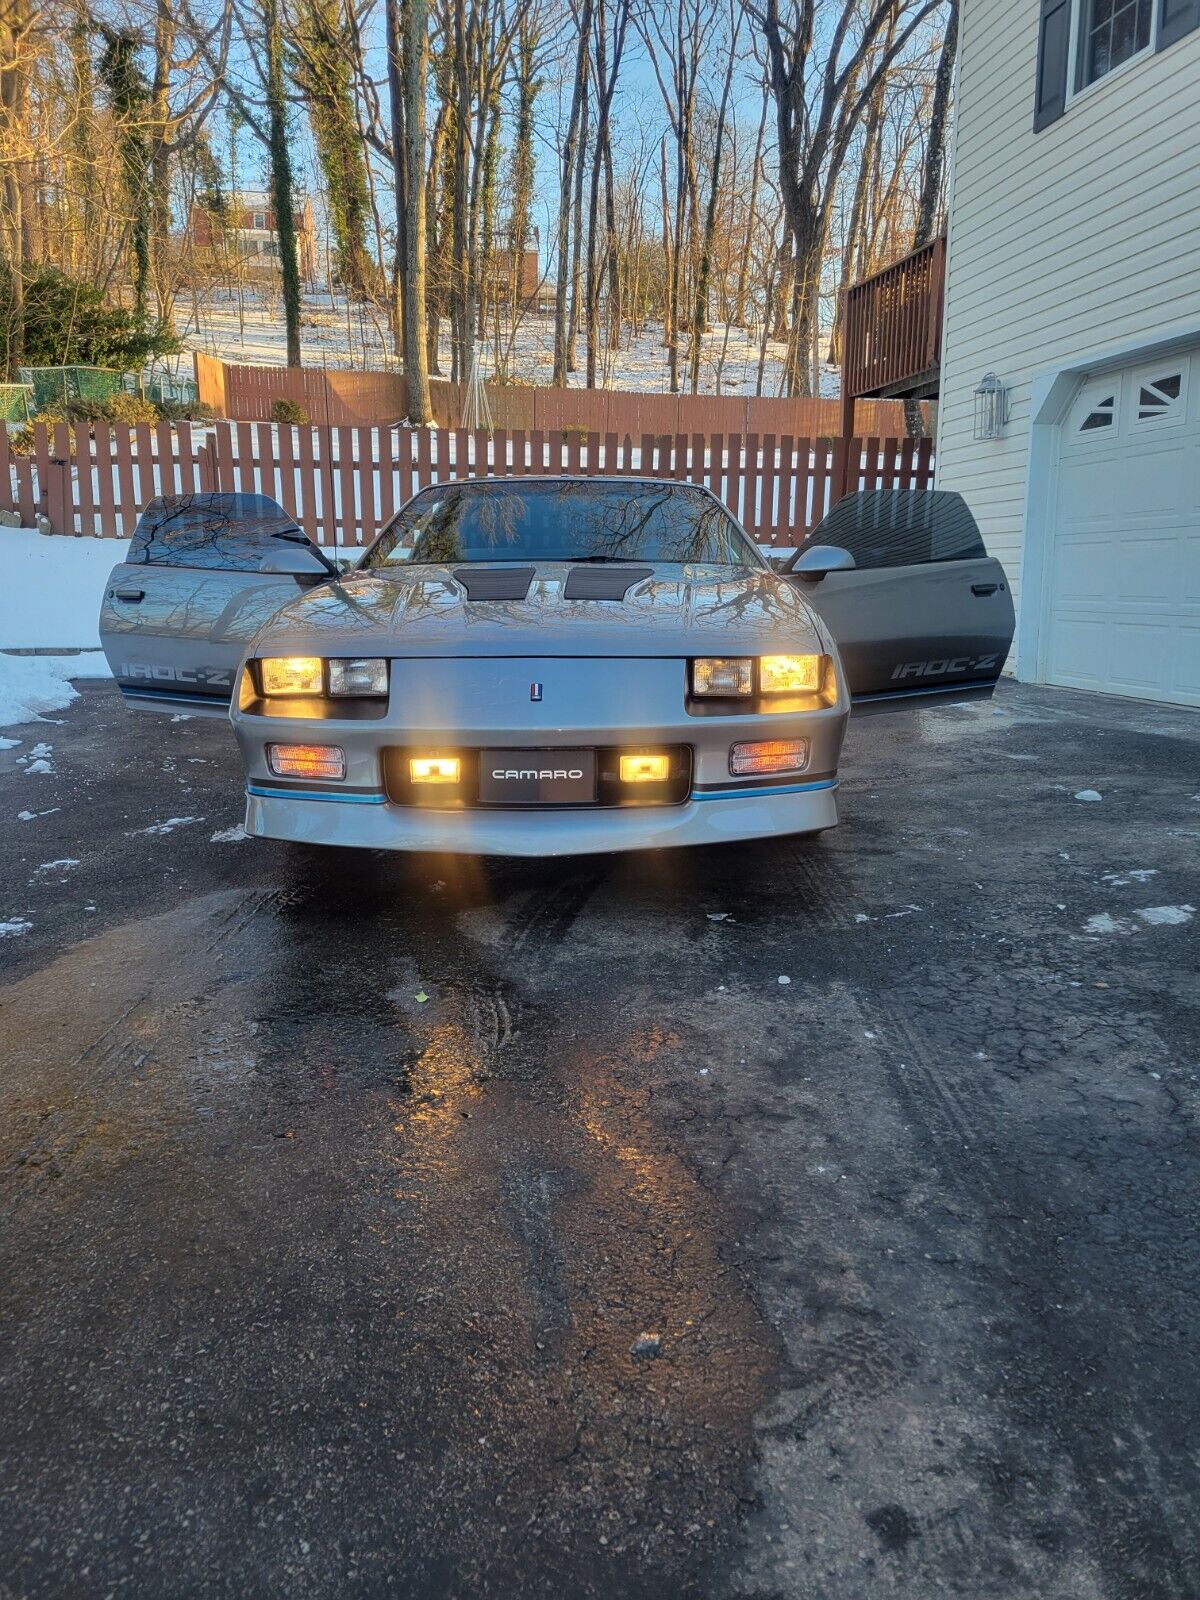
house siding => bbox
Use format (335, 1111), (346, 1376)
(936, 0), (1200, 630)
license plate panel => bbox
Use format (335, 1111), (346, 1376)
(478, 749), (597, 806)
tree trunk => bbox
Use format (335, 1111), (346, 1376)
(264, 0), (302, 365)
(384, 0), (407, 356)
(688, 27), (737, 393)
(914, 0), (957, 249)
(402, 0), (431, 421)
(450, 0), (470, 380)
(565, 70), (588, 374)
(551, 0), (592, 386)
(905, 0), (957, 437)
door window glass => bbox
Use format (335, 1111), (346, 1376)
(798, 489), (987, 570)
(127, 493), (311, 571)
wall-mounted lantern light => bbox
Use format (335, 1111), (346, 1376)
(973, 373), (1011, 440)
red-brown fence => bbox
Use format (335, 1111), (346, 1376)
(194, 350), (917, 437)
(10, 420), (934, 548)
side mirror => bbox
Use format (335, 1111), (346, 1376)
(258, 544), (335, 577)
(790, 544), (857, 582)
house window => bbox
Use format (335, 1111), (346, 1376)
(1076, 0), (1153, 87)
(252, 210), (266, 230)
(1035, 0), (1200, 130)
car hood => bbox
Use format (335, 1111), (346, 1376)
(253, 562), (829, 658)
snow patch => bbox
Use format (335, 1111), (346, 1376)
(129, 815), (201, 837)
(35, 858), (80, 874)
(1074, 790), (1103, 802)
(0, 527), (128, 650)
(211, 824), (248, 843)
(1135, 904), (1194, 927)
(17, 807), (58, 821)
(24, 758), (53, 774)
(0, 736), (19, 750)
(1, 652), (110, 728)
(1083, 912), (1129, 936)
(0, 917), (32, 937)
(1102, 868), (1159, 887)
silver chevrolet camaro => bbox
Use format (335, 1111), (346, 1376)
(98, 477), (1014, 856)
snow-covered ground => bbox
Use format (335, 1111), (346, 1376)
(0, 529), (124, 651)
(0, 528), (117, 729)
(179, 287), (840, 400)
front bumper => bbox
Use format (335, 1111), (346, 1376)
(243, 778), (839, 856)
(231, 654), (849, 855)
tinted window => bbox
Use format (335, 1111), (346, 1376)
(127, 493), (310, 571)
(798, 489), (986, 569)
(365, 481), (763, 569)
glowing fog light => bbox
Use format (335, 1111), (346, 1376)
(267, 742), (346, 780)
(692, 658), (753, 697)
(261, 656), (324, 696)
(409, 755), (462, 785)
(729, 739), (809, 777)
(620, 752), (671, 784)
(759, 654), (822, 694)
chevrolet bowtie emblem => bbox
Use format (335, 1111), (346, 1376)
(530, 682), (543, 702)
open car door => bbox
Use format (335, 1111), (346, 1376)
(782, 489), (1016, 710)
(99, 493), (336, 716)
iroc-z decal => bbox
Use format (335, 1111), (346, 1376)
(120, 663), (234, 689)
(890, 653), (999, 682)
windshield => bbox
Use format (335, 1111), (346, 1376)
(362, 481), (763, 569)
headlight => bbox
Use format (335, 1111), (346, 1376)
(692, 658), (753, 696)
(760, 654), (822, 694)
(328, 657), (388, 698)
(260, 656), (324, 696)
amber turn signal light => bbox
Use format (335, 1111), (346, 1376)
(267, 743), (346, 780)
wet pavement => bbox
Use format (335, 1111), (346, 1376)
(1, 680), (1198, 1600)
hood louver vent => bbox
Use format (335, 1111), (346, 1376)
(453, 566), (536, 602)
(562, 566), (654, 601)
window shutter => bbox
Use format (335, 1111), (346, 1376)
(1033, 0), (1071, 131)
(1159, 0), (1200, 49)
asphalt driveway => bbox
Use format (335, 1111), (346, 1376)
(1, 679), (1198, 1600)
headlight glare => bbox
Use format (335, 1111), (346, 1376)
(328, 657), (388, 698)
(261, 656), (324, 696)
(760, 654), (823, 694)
(409, 755), (461, 784)
(693, 657), (753, 697)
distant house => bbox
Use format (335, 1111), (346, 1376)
(842, 0), (1200, 709)
(189, 191), (319, 286)
(491, 226), (542, 310)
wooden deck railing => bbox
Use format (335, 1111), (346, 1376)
(843, 235), (946, 401)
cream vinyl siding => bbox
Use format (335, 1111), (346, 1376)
(936, 0), (1200, 624)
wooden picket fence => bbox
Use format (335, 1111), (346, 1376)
(7, 420), (934, 548)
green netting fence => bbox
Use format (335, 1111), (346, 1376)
(0, 383), (31, 422)
(17, 366), (136, 412)
(143, 370), (199, 407)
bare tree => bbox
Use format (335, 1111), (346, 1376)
(745, 0), (942, 394)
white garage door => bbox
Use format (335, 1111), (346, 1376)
(1044, 349), (1200, 706)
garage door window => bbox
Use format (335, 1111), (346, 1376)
(1135, 371), (1185, 424)
(1078, 394), (1116, 432)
